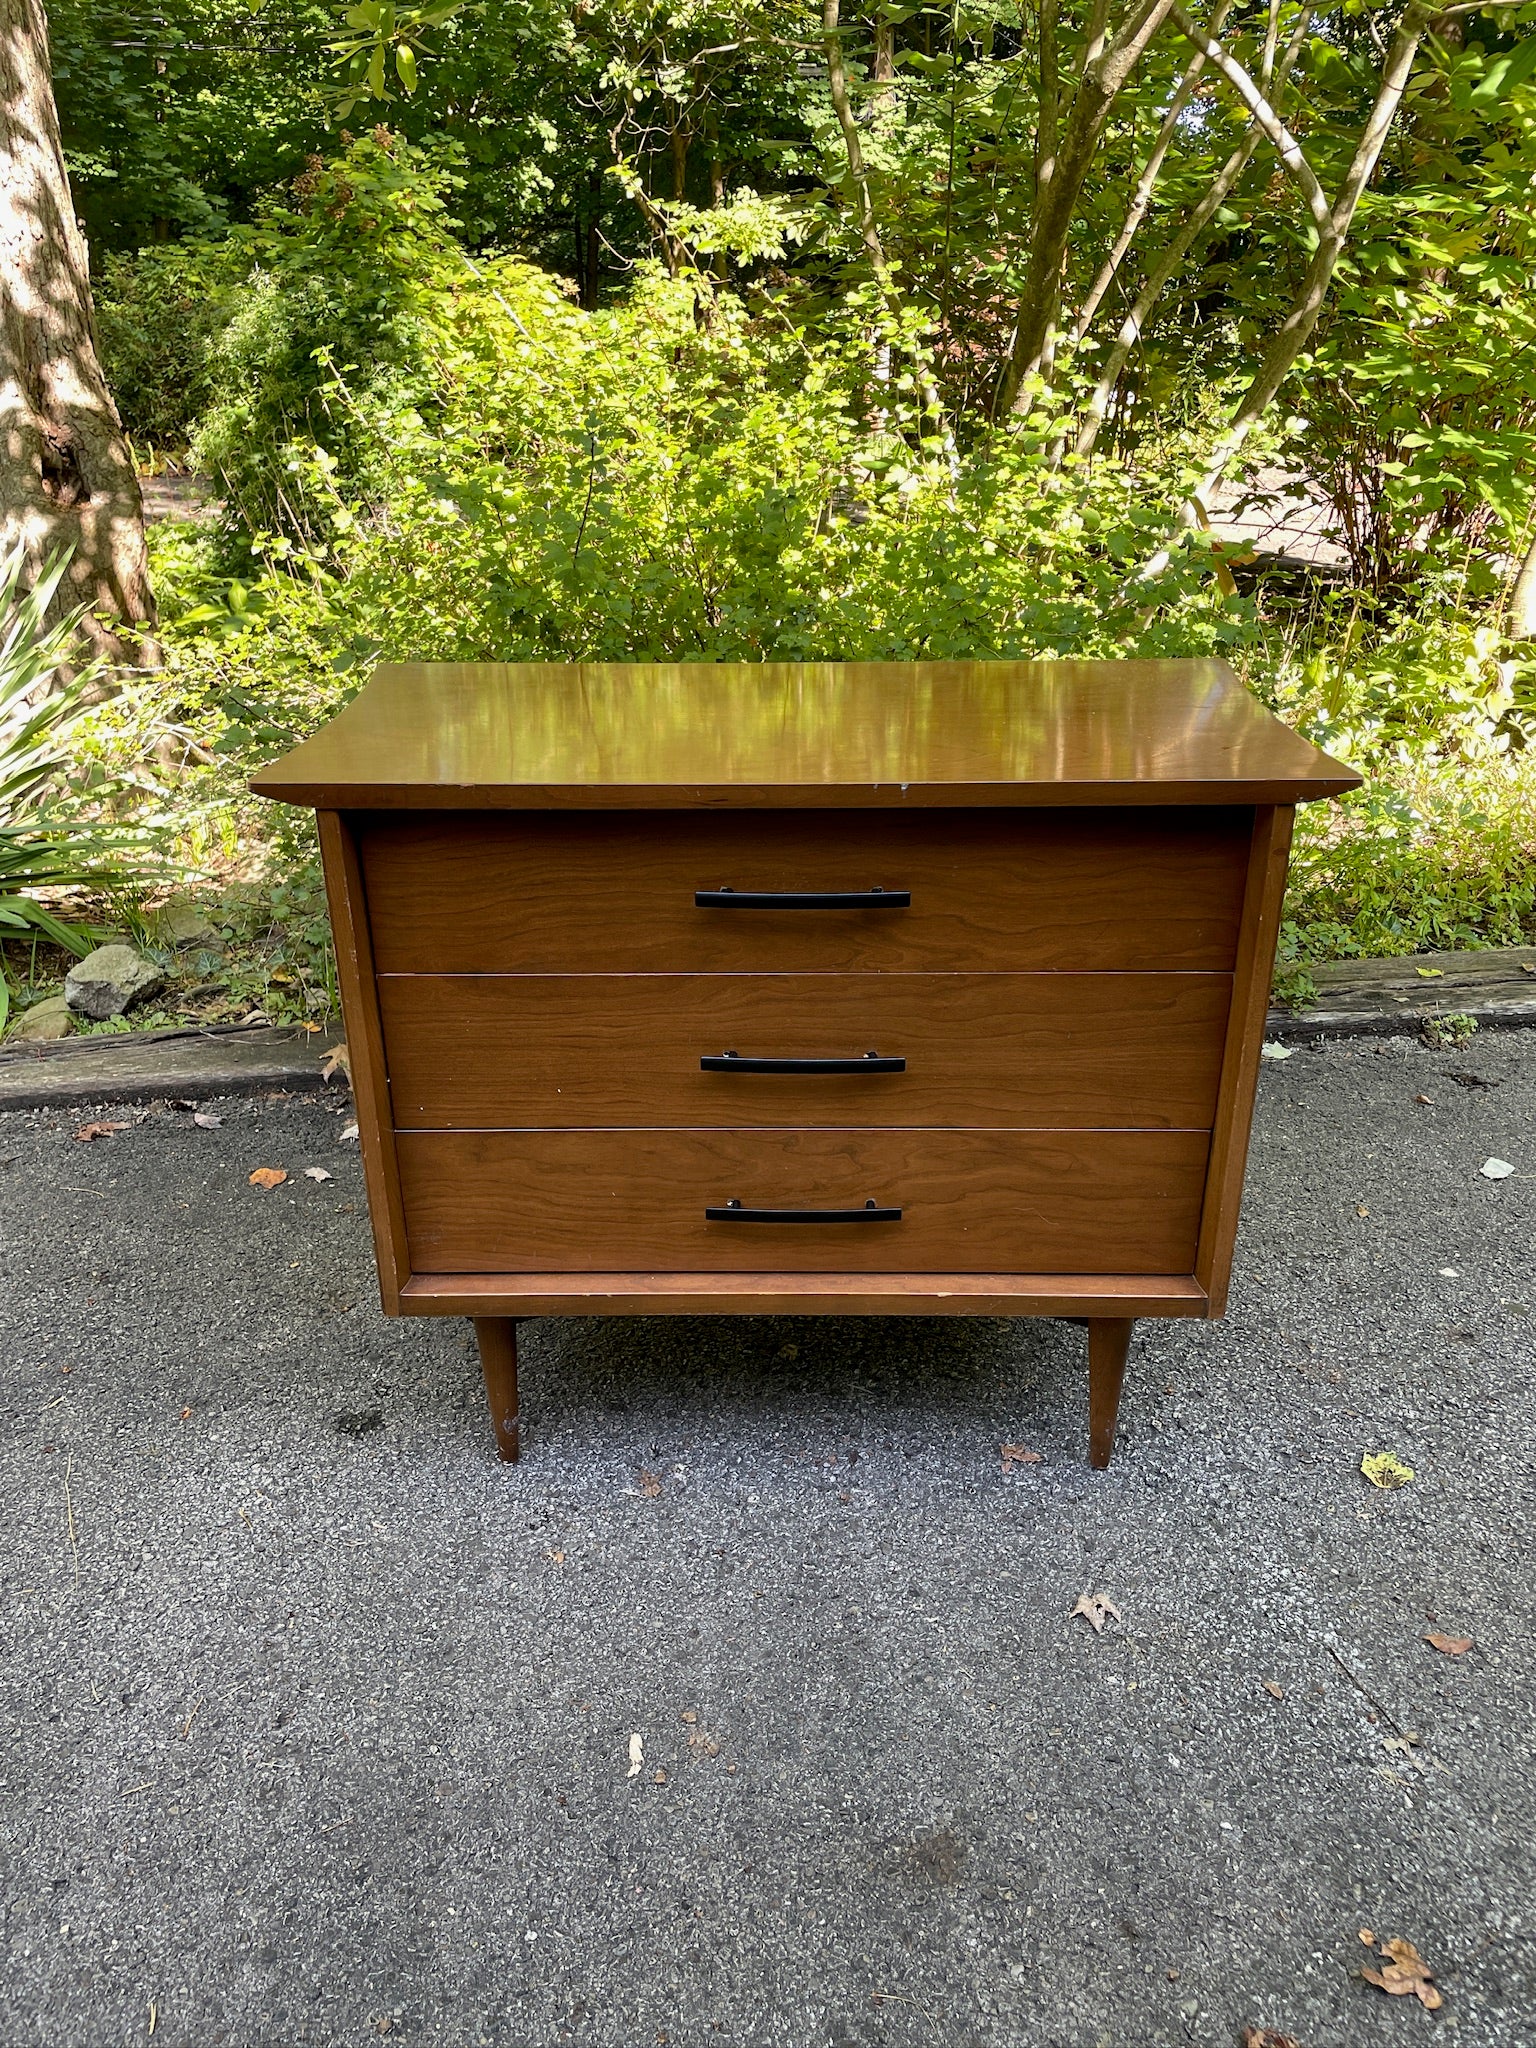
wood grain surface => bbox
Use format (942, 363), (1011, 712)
(379, 971), (1231, 1130)
(252, 659), (1361, 808)
(395, 1128), (1210, 1274)
(1196, 804), (1295, 1314)
(399, 1272), (1211, 1317)
(316, 811), (409, 1311)
(360, 809), (1251, 974)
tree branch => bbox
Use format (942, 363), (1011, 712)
(999, 0), (1180, 414)
(821, 0), (955, 467)
(1168, 3), (1333, 245)
(1139, 1), (1438, 580)
(1070, 0), (1234, 346)
(1074, 3), (1313, 457)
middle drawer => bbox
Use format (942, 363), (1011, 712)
(379, 972), (1230, 1130)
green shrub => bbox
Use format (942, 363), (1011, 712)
(95, 245), (232, 456)
(0, 547), (142, 1031)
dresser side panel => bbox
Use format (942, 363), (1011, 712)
(1195, 804), (1294, 1314)
(317, 808), (411, 1311)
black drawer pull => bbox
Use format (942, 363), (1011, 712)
(694, 885), (911, 910)
(700, 1049), (906, 1074)
(706, 1197), (902, 1224)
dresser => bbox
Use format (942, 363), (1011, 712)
(253, 659), (1357, 1467)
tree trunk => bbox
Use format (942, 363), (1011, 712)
(1509, 526), (1536, 640)
(0, 0), (157, 666)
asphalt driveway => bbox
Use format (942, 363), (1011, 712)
(1, 1032), (1533, 2047)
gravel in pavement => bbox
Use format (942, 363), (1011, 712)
(0, 1034), (1533, 2047)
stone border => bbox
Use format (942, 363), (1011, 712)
(2, 948), (1533, 1110)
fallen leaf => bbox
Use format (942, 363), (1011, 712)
(1415, 966), (1445, 979)
(687, 1727), (721, 1757)
(192, 1111), (222, 1128)
(303, 1166), (333, 1182)
(1414, 1093), (1435, 1105)
(637, 1467), (662, 1498)
(653, 1768), (668, 1784)
(248, 1167), (288, 1190)
(1361, 1451), (1415, 1490)
(321, 1042), (352, 1084)
(73, 1120), (128, 1142)
(1260, 1041), (1294, 1061)
(626, 1733), (643, 1778)
(1361, 1934), (1442, 2009)
(338, 1121), (359, 1143)
(1356, 1203), (1370, 1218)
(1071, 1589), (1122, 1635)
(1480, 1157), (1514, 1180)
(1358, 1928), (1377, 1946)
(1522, 963), (1536, 977)
(1001, 1443), (1043, 1471)
(1425, 1632), (1473, 1656)
(1243, 2030), (1303, 2048)
(179, 1406), (192, 1421)
(1264, 1680), (1284, 1700)
(544, 1548), (565, 1565)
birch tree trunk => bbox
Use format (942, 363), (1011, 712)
(0, 0), (157, 665)
(1509, 527), (1536, 640)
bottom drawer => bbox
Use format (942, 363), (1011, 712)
(396, 1129), (1210, 1275)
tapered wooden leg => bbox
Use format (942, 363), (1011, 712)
(1088, 1318), (1134, 1470)
(473, 1317), (521, 1463)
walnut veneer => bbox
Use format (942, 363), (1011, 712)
(253, 658), (1358, 1468)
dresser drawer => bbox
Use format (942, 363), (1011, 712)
(359, 809), (1250, 973)
(395, 1129), (1210, 1274)
(379, 972), (1231, 1130)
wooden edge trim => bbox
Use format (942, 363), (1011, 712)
(397, 1273), (1208, 1318)
(317, 809), (411, 1312)
(1195, 804), (1295, 1315)
(254, 779), (1358, 810)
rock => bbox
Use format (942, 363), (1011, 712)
(64, 944), (166, 1021)
(157, 900), (219, 948)
(7, 993), (73, 1042)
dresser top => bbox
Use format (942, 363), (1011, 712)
(252, 658), (1359, 809)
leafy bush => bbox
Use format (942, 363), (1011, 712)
(148, 136), (1250, 665)
(0, 548), (142, 1030)
(94, 246), (233, 455)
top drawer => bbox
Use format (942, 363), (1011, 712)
(358, 808), (1250, 974)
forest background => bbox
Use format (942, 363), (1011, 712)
(3, 0), (1536, 1033)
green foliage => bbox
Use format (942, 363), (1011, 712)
(1256, 601), (1536, 969)
(94, 246), (233, 453)
(147, 138), (1249, 661)
(189, 132), (469, 538)
(0, 549), (141, 1030)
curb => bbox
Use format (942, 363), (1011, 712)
(1263, 944), (1536, 1044)
(0, 1021), (346, 1111)
(2, 946), (1533, 1111)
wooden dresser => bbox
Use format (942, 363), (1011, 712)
(253, 659), (1357, 1467)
